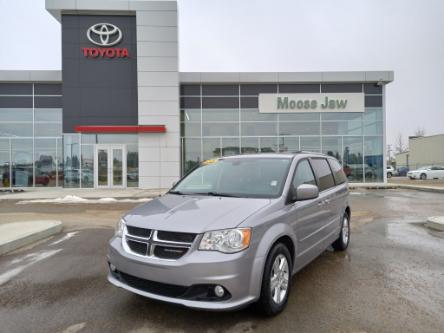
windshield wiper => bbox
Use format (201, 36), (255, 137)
(168, 190), (187, 195)
(203, 192), (240, 198)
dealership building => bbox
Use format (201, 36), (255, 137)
(0, 0), (394, 189)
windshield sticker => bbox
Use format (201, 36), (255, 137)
(270, 180), (278, 187)
(202, 158), (218, 165)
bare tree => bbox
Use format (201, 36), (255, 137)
(395, 133), (407, 154)
(414, 127), (426, 137)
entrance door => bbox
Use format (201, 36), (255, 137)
(95, 145), (126, 188)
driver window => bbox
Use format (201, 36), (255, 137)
(292, 159), (316, 189)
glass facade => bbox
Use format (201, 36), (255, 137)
(180, 83), (384, 182)
(63, 133), (138, 188)
(0, 83), (62, 188)
(0, 82), (139, 189)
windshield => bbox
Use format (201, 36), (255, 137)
(171, 157), (292, 198)
(418, 166), (431, 170)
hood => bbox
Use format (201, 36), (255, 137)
(123, 194), (271, 233)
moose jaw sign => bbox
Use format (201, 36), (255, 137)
(82, 23), (129, 59)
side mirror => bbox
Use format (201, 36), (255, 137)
(295, 184), (319, 201)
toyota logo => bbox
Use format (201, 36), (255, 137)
(87, 23), (122, 47)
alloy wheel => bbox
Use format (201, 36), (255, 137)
(270, 254), (289, 304)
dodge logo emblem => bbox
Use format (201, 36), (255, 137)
(87, 23), (122, 47)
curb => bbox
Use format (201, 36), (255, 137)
(0, 221), (63, 255)
(425, 216), (444, 231)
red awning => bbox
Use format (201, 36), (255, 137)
(74, 125), (166, 133)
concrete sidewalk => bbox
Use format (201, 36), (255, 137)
(1, 182), (444, 201)
(0, 188), (167, 200)
(349, 182), (444, 193)
(0, 221), (62, 255)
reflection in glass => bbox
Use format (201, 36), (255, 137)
(279, 122), (320, 136)
(0, 123), (33, 137)
(203, 123), (238, 136)
(81, 145), (94, 188)
(241, 138), (259, 154)
(322, 136), (342, 162)
(241, 109), (277, 121)
(203, 138), (220, 161)
(12, 139), (33, 187)
(364, 136), (383, 182)
(63, 134), (80, 188)
(221, 138), (239, 156)
(113, 149), (123, 186)
(259, 137), (277, 153)
(279, 137), (299, 153)
(57, 138), (63, 186)
(343, 136), (363, 182)
(182, 138), (201, 175)
(202, 108), (238, 122)
(242, 122), (277, 136)
(97, 149), (108, 186)
(300, 137), (320, 152)
(321, 120), (362, 135)
(181, 109), (201, 122)
(35, 139), (57, 187)
(0, 139), (10, 188)
(127, 144), (138, 187)
(179, 84), (385, 184)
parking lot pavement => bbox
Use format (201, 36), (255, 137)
(0, 189), (444, 333)
(389, 176), (444, 188)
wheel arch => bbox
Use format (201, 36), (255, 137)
(249, 223), (297, 299)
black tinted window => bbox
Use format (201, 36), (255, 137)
(292, 159), (316, 189)
(310, 158), (335, 191)
(328, 159), (347, 184)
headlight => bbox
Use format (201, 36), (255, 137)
(115, 218), (125, 237)
(199, 228), (251, 253)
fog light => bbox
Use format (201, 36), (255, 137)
(214, 285), (225, 297)
(110, 264), (116, 272)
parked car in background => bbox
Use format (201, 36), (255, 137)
(407, 166), (444, 180)
(107, 153), (351, 315)
(386, 166), (396, 178)
(396, 166), (409, 177)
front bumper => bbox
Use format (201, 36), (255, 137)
(107, 236), (264, 310)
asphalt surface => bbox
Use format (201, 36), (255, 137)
(0, 189), (443, 333)
(388, 176), (444, 188)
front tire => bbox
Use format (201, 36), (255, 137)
(420, 173), (427, 180)
(332, 212), (350, 251)
(256, 243), (292, 316)
(387, 172), (392, 178)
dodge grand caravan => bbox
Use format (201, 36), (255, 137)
(107, 153), (350, 315)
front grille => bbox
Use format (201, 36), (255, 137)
(127, 226), (152, 238)
(123, 226), (197, 260)
(127, 240), (148, 256)
(157, 231), (196, 243)
(154, 246), (188, 260)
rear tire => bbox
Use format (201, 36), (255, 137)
(332, 212), (350, 251)
(256, 243), (292, 316)
(420, 173), (427, 180)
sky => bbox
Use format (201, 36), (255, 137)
(1, 0), (443, 150)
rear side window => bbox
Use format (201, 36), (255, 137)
(328, 159), (347, 185)
(310, 158), (335, 191)
(292, 159), (316, 189)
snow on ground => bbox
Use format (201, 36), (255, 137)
(17, 195), (152, 204)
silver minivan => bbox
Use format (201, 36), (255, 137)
(108, 153), (350, 315)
